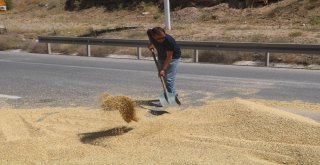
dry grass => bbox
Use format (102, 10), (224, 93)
(224, 25), (255, 31)
(100, 92), (138, 123)
(0, 34), (20, 50)
(88, 46), (117, 57)
(29, 43), (119, 57)
(270, 53), (319, 65)
(0, 33), (48, 53)
(198, 51), (320, 65)
(199, 50), (265, 64)
(23, 40), (48, 54)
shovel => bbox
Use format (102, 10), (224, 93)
(150, 49), (180, 107)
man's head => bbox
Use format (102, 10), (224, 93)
(151, 27), (166, 43)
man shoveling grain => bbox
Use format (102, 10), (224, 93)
(147, 27), (181, 106)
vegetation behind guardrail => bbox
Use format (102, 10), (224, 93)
(5, 0), (12, 10)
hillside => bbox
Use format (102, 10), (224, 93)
(0, 0), (319, 66)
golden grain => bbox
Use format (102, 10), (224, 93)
(100, 93), (138, 123)
(0, 98), (320, 164)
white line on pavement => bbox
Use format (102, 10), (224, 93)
(0, 94), (22, 99)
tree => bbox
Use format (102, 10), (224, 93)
(65, 0), (76, 11)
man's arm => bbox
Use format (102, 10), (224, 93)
(159, 51), (173, 77)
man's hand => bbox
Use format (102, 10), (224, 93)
(148, 44), (155, 51)
(159, 70), (165, 77)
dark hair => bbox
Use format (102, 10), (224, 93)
(151, 27), (166, 36)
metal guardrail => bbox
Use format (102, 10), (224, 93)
(38, 36), (320, 66)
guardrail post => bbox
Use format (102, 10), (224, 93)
(47, 43), (52, 54)
(265, 52), (270, 67)
(137, 47), (142, 60)
(87, 45), (91, 57)
(193, 49), (199, 63)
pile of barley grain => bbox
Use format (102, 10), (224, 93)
(100, 92), (138, 123)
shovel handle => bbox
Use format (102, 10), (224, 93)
(150, 49), (170, 100)
(150, 49), (160, 72)
(160, 76), (169, 97)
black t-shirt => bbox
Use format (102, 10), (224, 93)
(148, 32), (181, 61)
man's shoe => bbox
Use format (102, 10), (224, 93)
(175, 94), (181, 106)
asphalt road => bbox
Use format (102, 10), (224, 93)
(1, 51), (320, 110)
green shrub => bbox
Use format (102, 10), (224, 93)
(288, 31), (303, 38)
(4, 0), (13, 10)
(310, 16), (320, 26)
(309, 0), (318, 3)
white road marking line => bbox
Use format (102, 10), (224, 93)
(0, 94), (22, 99)
(0, 59), (150, 73)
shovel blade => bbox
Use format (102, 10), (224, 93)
(159, 92), (179, 107)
